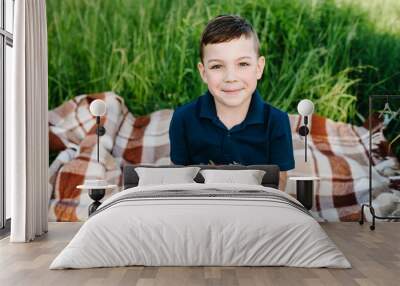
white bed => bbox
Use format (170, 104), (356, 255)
(50, 183), (351, 269)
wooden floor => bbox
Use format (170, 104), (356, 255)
(0, 222), (399, 286)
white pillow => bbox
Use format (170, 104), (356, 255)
(200, 169), (266, 185)
(135, 167), (201, 186)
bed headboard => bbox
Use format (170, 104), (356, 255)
(123, 164), (280, 190)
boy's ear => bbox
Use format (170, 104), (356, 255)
(197, 62), (208, 84)
(256, 56), (266, 80)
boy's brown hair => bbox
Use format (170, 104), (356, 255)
(199, 15), (260, 62)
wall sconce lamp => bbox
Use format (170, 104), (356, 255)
(89, 99), (107, 162)
(297, 99), (314, 162)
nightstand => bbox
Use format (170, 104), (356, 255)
(288, 177), (320, 210)
(77, 184), (117, 215)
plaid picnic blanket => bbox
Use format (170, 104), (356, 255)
(48, 92), (400, 222)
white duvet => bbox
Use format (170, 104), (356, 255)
(50, 183), (351, 269)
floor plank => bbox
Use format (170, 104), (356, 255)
(0, 222), (399, 286)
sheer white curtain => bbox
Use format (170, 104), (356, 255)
(7, 0), (49, 242)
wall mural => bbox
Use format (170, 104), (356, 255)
(47, 0), (400, 222)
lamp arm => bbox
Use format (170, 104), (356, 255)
(95, 116), (107, 163)
(96, 117), (100, 162)
(305, 129), (307, 162)
(305, 115), (308, 162)
(298, 115), (310, 162)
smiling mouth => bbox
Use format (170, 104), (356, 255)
(222, 88), (243, 93)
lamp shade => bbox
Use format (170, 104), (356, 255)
(297, 99), (314, 116)
(89, 99), (107, 116)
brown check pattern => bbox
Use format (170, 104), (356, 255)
(48, 92), (400, 221)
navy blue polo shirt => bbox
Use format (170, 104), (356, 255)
(169, 89), (295, 171)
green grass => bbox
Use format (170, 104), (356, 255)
(47, 0), (400, 124)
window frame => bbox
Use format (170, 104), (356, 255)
(1, 0), (14, 233)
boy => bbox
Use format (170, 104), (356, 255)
(169, 15), (295, 190)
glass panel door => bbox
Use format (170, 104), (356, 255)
(5, 43), (11, 220)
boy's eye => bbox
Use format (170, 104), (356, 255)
(239, 62), (250, 67)
(210, 64), (222, 69)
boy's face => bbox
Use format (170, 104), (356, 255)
(198, 35), (265, 110)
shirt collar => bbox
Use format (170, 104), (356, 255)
(199, 90), (217, 120)
(244, 89), (265, 125)
(199, 89), (265, 125)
